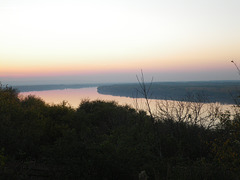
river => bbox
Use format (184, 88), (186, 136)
(20, 87), (234, 123)
(20, 87), (139, 108)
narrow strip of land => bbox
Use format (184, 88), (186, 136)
(97, 81), (240, 104)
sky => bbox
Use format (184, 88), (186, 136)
(0, 0), (240, 85)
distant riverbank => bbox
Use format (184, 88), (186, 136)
(14, 83), (100, 92)
(14, 80), (240, 104)
(97, 81), (240, 104)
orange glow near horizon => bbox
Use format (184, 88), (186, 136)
(0, 55), (236, 78)
(1, 41), (238, 77)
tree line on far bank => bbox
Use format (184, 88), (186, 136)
(97, 80), (240, 104)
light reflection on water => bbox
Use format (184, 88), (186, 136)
(20, 87), (138, 108)
(20, 87), (234, 114)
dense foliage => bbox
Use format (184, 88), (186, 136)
(0, 84), (239, 179)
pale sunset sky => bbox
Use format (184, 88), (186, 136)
(0, 0), (240, 85)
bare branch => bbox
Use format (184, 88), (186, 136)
(136, 70), (154, 119)
(231, 60), (240, 77)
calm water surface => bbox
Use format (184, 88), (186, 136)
(20, 87), (233, 115)
(20, 87), (140, 108)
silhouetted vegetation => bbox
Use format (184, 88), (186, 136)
(0, 84), (240, 179)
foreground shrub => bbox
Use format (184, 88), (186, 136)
(0, 86), (239, 179)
